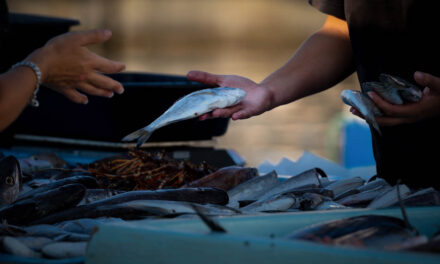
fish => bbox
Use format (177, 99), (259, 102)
(32, 187), (228, 224)
(285, 187), (334, 199)
(24, 224), (90, 242)
(1, 236), (42, 258)
(241, 193), (297, 213)
(0, 156), (22, 207)
(17, 175), (97, 202)
(227, 171), (279, 208)
(340, 89), (383, 134)
(0, 184), (86, 225)
(368, 184), (411, 209)
(16, 236), (53, 251)
(287, 215), (419, 250)
(258, 168), (325, 200)
(314, 201), (347, 210)
(184, 166), (258, 191)
(55, 218), (123, 234)
(78, 189), (125, 205)
(298, 193), (330, 211)
(324, 177), (365, 198)
(19, 152), (68, 175)
(392, 187), (440, 207)
(42, 241), (87, 259)
(95, 200), (239, 219)
(361, 73), (423, 105)
(357, 178), (390, 193)
(122, 87), (246, 148)
(337, 185), (392, 207)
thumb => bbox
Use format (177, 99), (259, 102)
(414, 71), (440, 92)
(71, 29), (113, 46)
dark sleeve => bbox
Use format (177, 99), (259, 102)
(308, 0), (345, 20)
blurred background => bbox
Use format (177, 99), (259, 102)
(8, 0), (364, 167)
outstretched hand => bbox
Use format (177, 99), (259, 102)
(187, 70), (274, 120)
(350, 71), (440, 126)
(27, 29), (126, 104)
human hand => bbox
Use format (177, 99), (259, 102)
(350, 71), (440, 126)
(26, 29), (125, 104)
(186, 70), (274, 120)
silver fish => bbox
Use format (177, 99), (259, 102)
(324, 177), (365, 197)
(0, 156), (22, 207)
(122, 87), (246, 147)
(1, 236), (41, 258)
(227, 171), (279, 208)
(368, 184), (411, 209)
(341, 90), (382, 134)
(241, 193), (297, 213)
(24, 225), (90, 242)
(314, 201), (347, 210)
(337, 185), (392, 206)
(56, 218), (123, 235)
(258, 168), (324, 200)
(78, 189), (124, 205)
(42, 241), (87, 259)
(393, 187), (440, 207)
(16, 236), (53, 251)
(379, 73), (422, 103)
(357, 178), (390, 193)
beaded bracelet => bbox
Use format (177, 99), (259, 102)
(11, 61), (42, 107)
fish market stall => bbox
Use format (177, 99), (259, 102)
(1, 11), (440, 264)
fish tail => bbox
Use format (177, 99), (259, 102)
(122, 128), (153, 148)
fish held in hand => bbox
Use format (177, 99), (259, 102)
(340, 89), (382, 134)
(122, 87), (246, 148)
(0, 156), (22, 207)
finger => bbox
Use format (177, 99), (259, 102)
(367, 91), (405, 117)
(211, 104), (242, 118)
(198, 113), (212, 121)
(87, 72), (124, 94)
(414, 71), (440, 91)
(72, 29), (113, 46)
(62, 88), (89, 104)
(186, 71), (224, 86)
(89, 53), (126, 74)
(350, 107), (364, 119)
(232, 109), (252, 120)
(76, 82), (114, 98)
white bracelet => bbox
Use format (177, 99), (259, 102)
(11, 61), (42, 107)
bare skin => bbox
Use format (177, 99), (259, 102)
(351, 71), (440, 126)
(187, 16), (354, 120)
(0, 29), (125, 131)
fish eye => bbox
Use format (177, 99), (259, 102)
(5, 176), (14, 185)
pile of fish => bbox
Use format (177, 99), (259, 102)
(341, 73), (423, 134)
(0, 151), (439, 260)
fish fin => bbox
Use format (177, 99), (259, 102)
(122, 128), (153, 147)
(191, 204), (226, 233)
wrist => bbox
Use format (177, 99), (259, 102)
(11, 61), (42, 107)
(258, 82), (277, 111)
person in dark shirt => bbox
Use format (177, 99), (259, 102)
(0, 0), (125, 131)
(187, 0), (440, 189)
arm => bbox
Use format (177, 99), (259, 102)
(187, 15), (354, 120)
(0, 29), (125, 131)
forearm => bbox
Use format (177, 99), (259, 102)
(261, 16), (354, 109)
(0, 67), (38, 131)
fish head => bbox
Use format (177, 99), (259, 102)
(0, 156), (22, 206)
